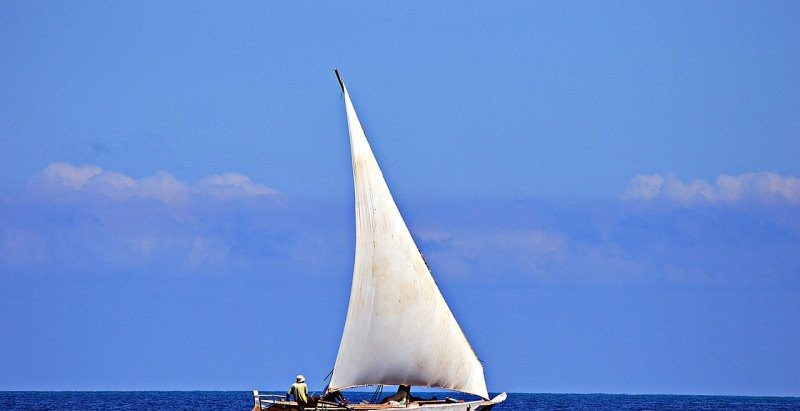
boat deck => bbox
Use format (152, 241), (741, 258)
(256, 398), (496, 411)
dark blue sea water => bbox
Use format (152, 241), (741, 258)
(1, 392), (799, 410)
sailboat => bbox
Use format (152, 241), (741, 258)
(252, 71), (506, 411)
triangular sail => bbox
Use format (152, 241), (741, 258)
(328, 71), (489, 400)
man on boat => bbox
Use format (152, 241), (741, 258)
(286, 375), (309, 410)
(317, 385), (349, 405)
(380, 385), (415, 405)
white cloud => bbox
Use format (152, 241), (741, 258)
(35, 162), (103, 190)
(138, 172), (192, 206)
(26, 162), (280, 205)
(621, 174), (665, 201)
(90, 170), (137, 194)
(193, 172), (280, 200)
(623, 172), (800, 205)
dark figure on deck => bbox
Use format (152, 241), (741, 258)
(286, 375), (309, 410)
(318, 389), (348, 405)
(380, 385), (420, 405)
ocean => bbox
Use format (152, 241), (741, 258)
(1, 391), (799, 410)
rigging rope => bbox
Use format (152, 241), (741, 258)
(311, 369), (335, 398)
(369, 385), (384, 404)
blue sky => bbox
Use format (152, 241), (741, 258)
(1, 1), (799, 396)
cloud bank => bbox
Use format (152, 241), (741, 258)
(3, 165), (798, 289)
(623, 172), (800, 205)
(1, 162), (289, 276)
(26, 162), (281, 205)
(405, 170), (800, 287)
(194, 173), (280, 200)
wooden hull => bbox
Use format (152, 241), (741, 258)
(254, 393), (507, 411)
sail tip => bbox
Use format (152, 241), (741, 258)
(334, 68), (345, 91)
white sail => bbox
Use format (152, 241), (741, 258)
(328, 72), (489, 400)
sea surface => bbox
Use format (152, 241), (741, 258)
(1, 391), (799, 410)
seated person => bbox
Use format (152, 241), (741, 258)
(312, 385), (348, 405)
(320, 389), (348, 405)
(380, 385), (417, 405)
